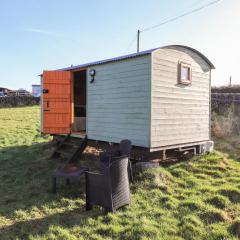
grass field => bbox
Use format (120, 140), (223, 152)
(1, 106), (240, 240)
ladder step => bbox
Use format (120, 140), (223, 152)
(61, 142), (79, 148)
(69, 138), (84, 144)
(52, 135), (88, 163)
(55, 149), (73, 158)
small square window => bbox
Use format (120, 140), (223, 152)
(179, 62), (191, 85)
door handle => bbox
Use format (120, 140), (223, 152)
(43, 89), (49, 94)
(44, 101), (50, 111)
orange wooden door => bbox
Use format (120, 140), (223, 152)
(42, 71), (73, 134)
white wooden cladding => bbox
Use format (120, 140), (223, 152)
(151, 47), (211, 148)
(87, 56), (151, 147)
(86, 46), (211, 149)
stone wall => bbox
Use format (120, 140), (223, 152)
(0, 96), (40, 108)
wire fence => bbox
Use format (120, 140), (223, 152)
(211, 93), (240, 116)
(212, 93), (240, 102)
(0, 96), (40, 108)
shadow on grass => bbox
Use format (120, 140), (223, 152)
(0, 140), (201, 239)
(0, 141), (101, 236)
(0, 207), (102, 239)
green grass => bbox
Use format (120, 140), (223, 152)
(1, 106), (240, 239)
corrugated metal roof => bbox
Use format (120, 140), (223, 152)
(57, 45), (215, 71)
(59, 48), (158, 71)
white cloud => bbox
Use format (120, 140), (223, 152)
(22, 28), (61, 37)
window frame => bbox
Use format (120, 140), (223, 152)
(178, 62), (192, 85)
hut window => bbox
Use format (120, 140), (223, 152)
(179, 62), (191, 85)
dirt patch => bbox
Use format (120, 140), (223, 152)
(194, 174), (207, 180)
(206, 195), (228, 209)
(179, 201), (201, 211)
(230, 220), (240, 237)
(200, 210), (228, 224)
(203, 170), (223, 178)
(219, 189), (240, 203)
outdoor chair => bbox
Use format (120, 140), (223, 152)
(100, 139), (134, 181)
(52, 164), (89, 193)
(85, 155), (131, 213)
(116, 139), (132, 156)
(105, 139), (132, 156)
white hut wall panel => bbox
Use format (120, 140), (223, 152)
(151, 47), (211, 148)
(87, 55), (152, 147)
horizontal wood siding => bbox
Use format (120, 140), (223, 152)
(151, 47), (211, 148)
(87, 56), (151, 147)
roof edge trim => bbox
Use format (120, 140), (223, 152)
(159, 45), (215, 69)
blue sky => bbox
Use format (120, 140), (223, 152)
(0, 0), (239, 90)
